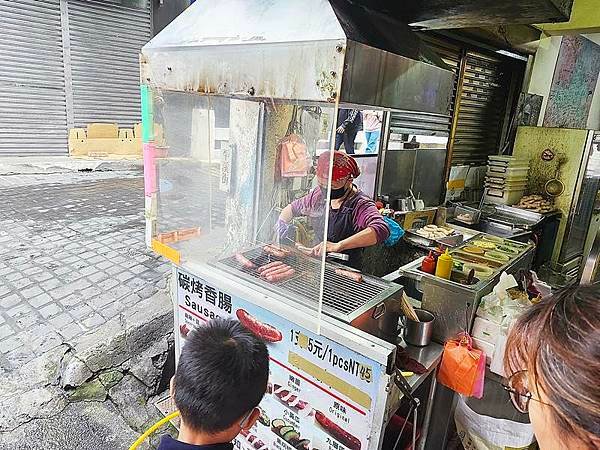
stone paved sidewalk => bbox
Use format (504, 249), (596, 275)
(0, 168), (169, 370)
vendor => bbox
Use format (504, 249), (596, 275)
(277, 151), (390, 269)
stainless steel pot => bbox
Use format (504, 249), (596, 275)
(402, 308), (435, 347)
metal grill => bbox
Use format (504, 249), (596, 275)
(218, 246), (398, 317)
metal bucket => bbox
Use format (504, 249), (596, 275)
(403, 309), (435, 347)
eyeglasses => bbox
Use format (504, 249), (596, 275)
(502, 370), (552, 413)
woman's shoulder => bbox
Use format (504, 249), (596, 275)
(348, 190), (377, 210)
(354, 190), (376, 205)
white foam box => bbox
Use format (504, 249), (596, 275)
(472, 316), (502, 344)
(472, 337), (494, 366)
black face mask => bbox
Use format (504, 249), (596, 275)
(321, 185), (348, 200)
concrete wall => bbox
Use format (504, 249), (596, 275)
(526, 33), (600, 130)
(527, 35), (563, 126)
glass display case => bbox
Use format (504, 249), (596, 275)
(140, 0), (454, 335)
(143, 86), (343, 321)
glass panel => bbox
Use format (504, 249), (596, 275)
(358, 109), (384, 154)
(145, 87), (336, 332)
(352, 155), (378, 199)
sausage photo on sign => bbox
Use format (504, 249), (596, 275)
(239, 429), (268, 450)
(315, 410), (361, 450)
(236, 309), (283, 342)
(272, 384), (311, 414)
(179, 324), (190, 338)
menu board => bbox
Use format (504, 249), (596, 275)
(175, 267), (386, 450)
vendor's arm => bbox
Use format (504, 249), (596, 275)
(339, 198), (390, 250)
(278, 188), (320, 223)
(335, 227), (379, 252)
(279, 204), (294, 223)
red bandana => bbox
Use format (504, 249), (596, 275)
(316, 151), (360, 182)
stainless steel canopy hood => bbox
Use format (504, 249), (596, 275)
(141, 0), (454, 115)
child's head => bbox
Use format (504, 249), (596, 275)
(173, 317), (269, 440)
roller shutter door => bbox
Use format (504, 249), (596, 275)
(67, 0), (151, 128)
(0, 0), (67, 154)
(450, 51), (513, 166)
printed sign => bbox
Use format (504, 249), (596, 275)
(176, 268), (385, 450)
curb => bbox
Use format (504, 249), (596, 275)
(0, 157), (143, 175)
(60, 289), (174, 388)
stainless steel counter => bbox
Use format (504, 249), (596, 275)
(398, 342), (444, 450)
(385, 234), (535, 343)
(405, 342), (443, 393)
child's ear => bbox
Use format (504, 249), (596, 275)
(242, 408), (261, 431)
(170, 376), (175, 397)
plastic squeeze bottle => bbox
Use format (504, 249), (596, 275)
(435, 249), (453, 279)
(421, 251), (436, 274)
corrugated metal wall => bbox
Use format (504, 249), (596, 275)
(67, 0), (151, 128)
(0, 0), (151, 155)
(0, 0), (68, 155)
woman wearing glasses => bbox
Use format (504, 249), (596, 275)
(503, 285), (600, 449)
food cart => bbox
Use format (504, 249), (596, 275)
(140, 1), (455, 449)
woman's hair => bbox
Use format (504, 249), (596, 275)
(504, 284), (600, 447)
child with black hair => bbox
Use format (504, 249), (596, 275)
(159, 317), (270, 450)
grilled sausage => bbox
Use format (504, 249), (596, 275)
(260, 263), (291, 278)
(261, 265), (291, 279)
(263, 244), (289, 258)
(235, 253), (256, 269)
(265, 268), (295, 282)
(258, 261), (285, 273)
(236, 309), (283, 342)
(335, 268), (363, 283)
(315, 411), (361, 450)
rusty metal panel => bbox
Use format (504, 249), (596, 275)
(142, 40), (345, 103)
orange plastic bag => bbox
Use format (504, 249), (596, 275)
(277, 106), (310, 178)
(279, 133), (309, 178)
(437, 332), (486, 397)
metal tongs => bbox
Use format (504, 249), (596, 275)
(326, 251), (349, 262)
(393, 368), (420, 450)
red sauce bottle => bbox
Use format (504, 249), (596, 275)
(421, 251), (437, 274)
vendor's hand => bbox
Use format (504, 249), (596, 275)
(311, 241), (343, 257)
(275, 219), (293, 243)
(336, 125), (345, 134)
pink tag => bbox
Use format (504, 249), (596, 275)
(143, 142), (157, 196)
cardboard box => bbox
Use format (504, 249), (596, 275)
(472, 316), (502, 344)
(472, 337), (494, 366)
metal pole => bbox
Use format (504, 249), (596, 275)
(417, 371), (438, 450)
